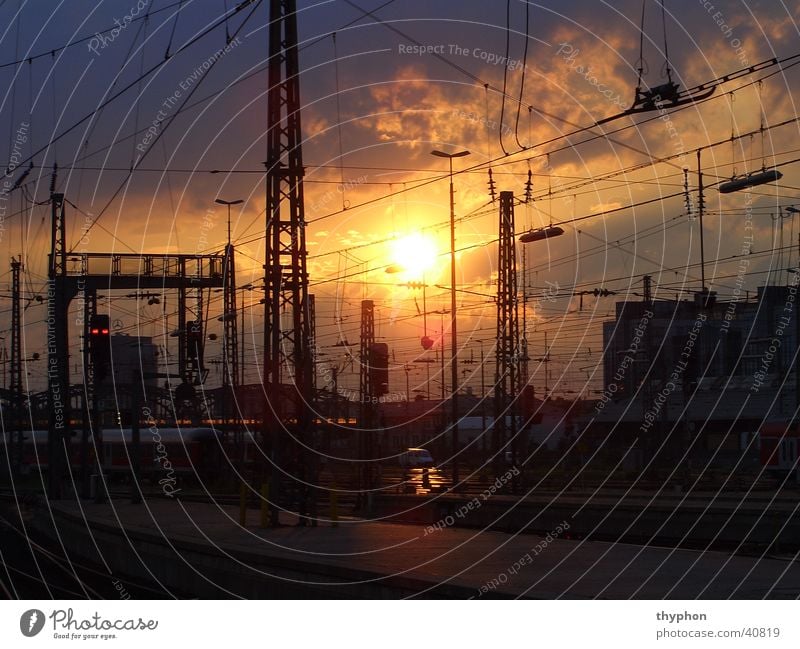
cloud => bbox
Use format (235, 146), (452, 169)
(591, 201), (623, 213)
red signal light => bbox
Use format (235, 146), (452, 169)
(89, 314), (111, 381)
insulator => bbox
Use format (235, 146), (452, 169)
(524, 169), (533, 203)
(488, 168), (497, 202)
(683, 168), (695, 220)
(49, 162), (58, 195)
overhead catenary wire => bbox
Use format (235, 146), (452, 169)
(5, 3), (799, 397)
(0, 0), (193, 70)
(293, 59), (800, 229)
(659, 0), (672, 82)
(498, 0), (512, 156)
(332, 32), (348, 211)
(6, 0), (258, 182)
(341, 0), (800, 163)
(513, 0), (530, 150)
(66, 0), (265, 254)
(9, 18), (791, 226)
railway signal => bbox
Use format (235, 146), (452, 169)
(89, 315), (111, 381)
(370, 342), (389, 397)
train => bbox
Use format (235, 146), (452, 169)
(4, 427), (226, 485)
(758, 420), (800, 481)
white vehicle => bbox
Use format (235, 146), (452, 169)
(399, 448), (434, 468)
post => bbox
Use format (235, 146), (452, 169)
(448, 158), (460, 487)
(240, 480), (248, 526)
(241, 291), (246, 387)
(431, 149), (470, 488)
(260, 482), (269, 527)
(329, 475), (339, 528)
(48, 192), (70, 500)
(92, 364), (104, 504)
(131, 370), (142, 504)
(480, 345), (486, 457)
(440, 314), (445, 402)
(80, 292), (94, 498)
(10, 258), (22, 477)
(697, 149), (706, 292)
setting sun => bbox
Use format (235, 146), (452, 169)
(389, 233), (438, 279)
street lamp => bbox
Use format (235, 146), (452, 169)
(239, 283), (254, 386)
(431, 148), (470, 487)
(215, 198), (244, 246)
(520, 226), (563, 449)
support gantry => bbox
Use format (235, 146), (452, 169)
(494, 192), (522, 490)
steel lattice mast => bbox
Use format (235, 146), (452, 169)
(358, 299), (375, 506)
(222, 242), (238, 418)
(263, 0), (314, 519)
(10, 257), (22, 475)
(494, 191), (522, 489)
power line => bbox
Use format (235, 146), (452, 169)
(0, 0), (192, 70)
(7, 0), (258, 179)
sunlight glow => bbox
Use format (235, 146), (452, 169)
(389, 233), (438, 279)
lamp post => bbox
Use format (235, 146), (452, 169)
(214, 198), (242, 424)
(239, 284), (254, 386)
(215, 198), (244, 246)
(431, 149), (470, 487)
(519, 224), (563, 475)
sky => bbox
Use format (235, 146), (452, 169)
(0, 0), (798, 399)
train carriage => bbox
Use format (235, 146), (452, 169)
(758, 420), (800, 480)
(7, 427), (226, 485)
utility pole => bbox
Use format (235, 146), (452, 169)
(697, 149), (707, 295)
(263, 0), (314, 525)
(494, 192), (522, 491)
(440, 315), (445, 400)
(480, 342), (487, 458)
(48, 190), (70, 500)
(431, 148), (470, 488)
(520, 246), (529, 388)
(10, 258), (22, 476)
(80, 291), (96, 499)
(309, 293), (317, 396)
(359, 299), (375, 509)
(130, 369), (142, 504)
(215, 198), (242, 426)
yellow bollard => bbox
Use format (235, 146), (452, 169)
(239, 481), (247, 527)
(260, 483), (270, 528)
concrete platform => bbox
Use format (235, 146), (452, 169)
(29, 497), (800, 599)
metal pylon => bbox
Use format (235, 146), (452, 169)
(358, 299), (375, 505)
(494, 191), (522, 488)
(263, 0), (314, 523)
